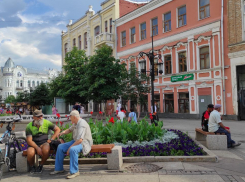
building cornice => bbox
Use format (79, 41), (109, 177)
(228, 50), (245, 59)
(117, 0), (172, 26)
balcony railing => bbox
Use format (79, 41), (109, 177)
(94, 32), (114, 46)
(16, 87), (23, 90)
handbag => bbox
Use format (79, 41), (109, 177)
(49, 138), (65, 158)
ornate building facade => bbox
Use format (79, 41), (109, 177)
(0, 58), (58, 100)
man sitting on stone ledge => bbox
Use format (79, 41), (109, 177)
(26, 109), (60, 174)
(208, 104), (241, 148)
(50, 110), (93, 179)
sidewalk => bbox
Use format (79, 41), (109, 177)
(2, 118), (245, 182)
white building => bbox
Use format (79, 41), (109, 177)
(0, 58), (58, 100)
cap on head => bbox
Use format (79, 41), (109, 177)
(33, 109), (43, 117)
(70, 110), (80, 118)
(214, 104), (222, 109)
(207, 104), (214, 108)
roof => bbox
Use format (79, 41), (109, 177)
(4, 58), (15, 68)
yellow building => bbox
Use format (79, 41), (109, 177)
(61, 0), (120, 66)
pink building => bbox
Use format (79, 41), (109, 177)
(116, 0), (232, 119)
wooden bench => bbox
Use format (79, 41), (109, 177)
(16, 144), (123, 173)
(195, 128), (227, 150)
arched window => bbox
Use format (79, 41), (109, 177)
(28, 80), (31, 87)
(37, 81), (39, 86)
(20, 80), (23, 87)
(84, 32), (87, 49)
(17, 72), (22, 77)
(32, 81), (35, 87)
(64, 43), (68, 54)
(16, 80), (19, 87)
(94, 26), (100, 36)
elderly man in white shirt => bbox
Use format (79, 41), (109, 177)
(209, 104), (240, 148)
(50, 110), (93, 179)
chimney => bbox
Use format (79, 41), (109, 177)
(69, 20), (73, 25)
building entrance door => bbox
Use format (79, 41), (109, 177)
(237, 65), (245, 120)
(199, 95), (212, 118)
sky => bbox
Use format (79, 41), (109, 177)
(0, 0), (106, 71)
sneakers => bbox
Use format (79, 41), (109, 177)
(29, 166), (36, 174)
(36, 165), (43, 173)
(50, 170), (65, 175)
(232, 142), (241, 147)
(67, 171), (80, 179)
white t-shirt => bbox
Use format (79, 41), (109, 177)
(208, 110), (222, 132)
(117, 111), (125, 122)
(117, 103), (121, 111)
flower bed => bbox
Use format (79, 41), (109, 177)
(86, 129), (206, 158)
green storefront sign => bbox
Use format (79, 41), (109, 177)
(171, 74), (194, 82)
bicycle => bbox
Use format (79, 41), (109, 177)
(0, 114), (27, 179)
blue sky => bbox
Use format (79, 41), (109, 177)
(0, 0), (103, 71)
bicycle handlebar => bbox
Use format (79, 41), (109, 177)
(0, 113), (22, 124)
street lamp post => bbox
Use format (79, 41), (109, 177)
(138, 27), (163, 125)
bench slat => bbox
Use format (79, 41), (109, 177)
(195, 128), (225, 135)
(22, 144), (115, 156)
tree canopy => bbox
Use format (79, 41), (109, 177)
(5, 95), (16, 104)
(29, 83), (52, 106)
(81, 45), (127, 103)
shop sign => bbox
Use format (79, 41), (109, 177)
(171, 74), (194, 82)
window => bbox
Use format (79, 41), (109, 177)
(164, 12), (171, 32)
(78, 35), (81, 50)
(94, 26), (100, 36)
(179, 52), (187, 72)
(165, 55), (172, 74)
(20, 80), (23, 87)
(121, 31), (126, 47)
(178, 6), (187, 27)
(199, 0), (210, 19)
(16, 80), (19, 87)
(73, 38), (76, 47)
(110, 18), (112, 33)
(178, 93), (189, 113)
(131, 27), (136, 44)
(37, 81), (39, 86)
(165, 94), (174, 113)
(28, 80), (31, 87)
(152, 18), (158, 36)
(105, 21), (108, 32)
(84, 32), (87, 49)
(200, 46), (210, 69)
(17, 72), (22, 77)
(140, 22), (146, 40)
(64, 43), (68, 54)
(32, 81), (35, 87)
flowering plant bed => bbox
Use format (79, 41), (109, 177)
(85, 129), (206, 158)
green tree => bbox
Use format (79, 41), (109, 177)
(29, 83), (52, 107)
(15, 91), (29, 102)
(122, 64), (150, 118)
(81, 45), (127, 103)
(5, 95), (16, 103)
(49, 47), (89, 104)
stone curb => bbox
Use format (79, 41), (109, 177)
(44, 141), (218, 165)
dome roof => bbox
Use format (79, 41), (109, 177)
(4, 58), (15, 68)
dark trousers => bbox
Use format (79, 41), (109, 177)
(215, 127), (235, 148)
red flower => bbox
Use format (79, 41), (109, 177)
(56, 113), (61, 118)
(9, 111), (12, 114)
(65, 115), (67, 117)
(150, 116), (153, 120)
(149, 113), (152, 116)
(56, 121), (58, 125)
(123, 110), (126, 114)
(90, 111), (93, 115)
(108, 117), (115, 123)
(60, 121), (63, 126)
(99, 111), (103, 114)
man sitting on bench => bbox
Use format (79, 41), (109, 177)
(50, 110), (93, 179)
(209, 104), (241, 148)
(26, 110), (60, 174)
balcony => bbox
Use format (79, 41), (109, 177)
(16, 87), (23, 90)
(94, 32), (114, 47)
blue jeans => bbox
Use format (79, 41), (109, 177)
(215, 127), (235, 148)
(54, 140), (83, 174)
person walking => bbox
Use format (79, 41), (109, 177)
(52, 105), (57, 115)
(128, 108), (137, 123)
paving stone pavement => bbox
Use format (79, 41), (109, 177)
(1, 118), (245, 181)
